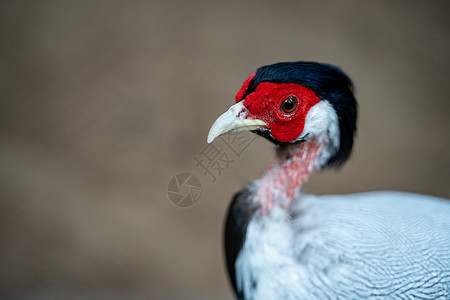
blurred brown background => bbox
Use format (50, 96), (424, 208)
(0, 1), (449, 299)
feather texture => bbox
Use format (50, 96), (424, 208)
(231, 191), (450, 299)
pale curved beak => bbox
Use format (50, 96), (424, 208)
(207, 101), (267, 143)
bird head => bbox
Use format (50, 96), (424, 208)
(208, 62), (357, 168)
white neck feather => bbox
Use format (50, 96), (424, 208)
(295, 100), (340, 168)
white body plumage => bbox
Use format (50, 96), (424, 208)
(236, 190), (450, 299)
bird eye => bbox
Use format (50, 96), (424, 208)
(280, 96), (298, 114)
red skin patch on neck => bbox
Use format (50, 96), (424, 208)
(257, 139), (323, 213)
(242, 82), (321, 143)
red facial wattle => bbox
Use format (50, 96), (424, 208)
(236, 81), (321, 143)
